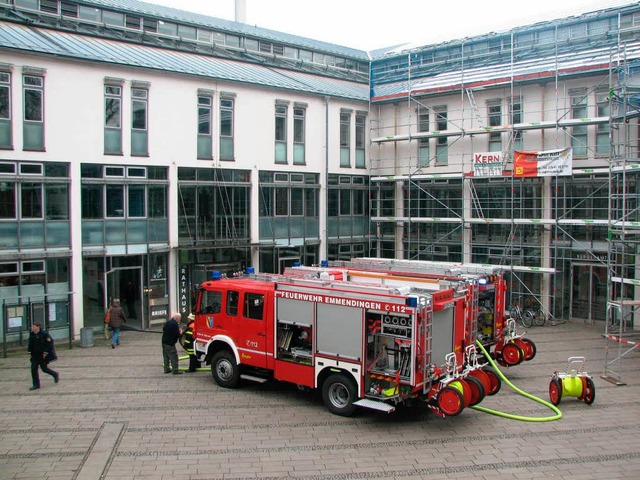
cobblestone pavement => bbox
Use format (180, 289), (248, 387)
(0, 321), (638, 480)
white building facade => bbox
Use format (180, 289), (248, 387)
(1, 0), (639, 348)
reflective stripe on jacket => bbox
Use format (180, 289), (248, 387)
(182, 321), (195, 354)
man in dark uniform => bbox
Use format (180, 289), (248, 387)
(182, 313), (199, 372)
(28, 322), (59, 390)
(162, 313), (183, 375)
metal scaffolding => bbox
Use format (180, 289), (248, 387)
(604, 50), (640, 385)
(367, 5), (640, 327)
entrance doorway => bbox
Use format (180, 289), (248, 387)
(106, 267), (143, 328)
(570, 263), (607, 323)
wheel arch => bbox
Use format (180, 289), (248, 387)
(317, 366), (358, 393)
(204, 336), (240, 365)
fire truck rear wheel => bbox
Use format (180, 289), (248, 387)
(322, 373), (357, 417)
(211, 350), (240, 388)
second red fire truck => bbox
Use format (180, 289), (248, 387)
(192, 269), (502, 418)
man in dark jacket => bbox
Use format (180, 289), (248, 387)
(162, 313), (183, 374)
(108, 298), (127, 349)
(28, 322), (59, 390)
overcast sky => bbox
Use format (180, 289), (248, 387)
(144, 0), (638, 51)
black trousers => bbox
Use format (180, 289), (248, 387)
(31, 357), (58, 387)
(188, 353), (199, 372)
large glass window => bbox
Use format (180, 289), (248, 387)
(571, 89), (588, 156)
(355, 114), (366, 168)
(106, 185), (124, 218)
(596, 90), (610, 155)
(177, 168), (250, 244)
(81, 165), (168, 245)
(21, 183), (43, 219)
(197, 94), (213, 159)
(275, 104), (287, 164)
(104, 84), (122, 155)
(0, 71), (11, 149)
(340, 112), (351, 167)
(487, 99), (502, 152)
(509, 96), (523, 151)
(23, 74), (44, 151)
(258, 171), (319, 242)
(0, 182), (16, 218)
(293, 107), (306, 165)
(0, 161), (69, 248)
(220, 97), (234, 160)
(435, 106), (448, 165)
(131, 87), (148, 156)
(417, 107), (429, 166)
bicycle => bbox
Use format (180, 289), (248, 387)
(508, 304), (537, 328)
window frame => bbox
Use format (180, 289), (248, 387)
(220, 97), (235, 161)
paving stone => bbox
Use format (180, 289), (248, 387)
(0, 321), (638, 479)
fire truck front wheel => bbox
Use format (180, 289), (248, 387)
(211, 350), (240, 388)
(322, 373), (357, 417)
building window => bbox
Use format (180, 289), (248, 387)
(0, 70), (11, 149)
(487, 99), (502, 152)
(197, 93), (213, 159)
(177, 168), (251, 244)
(275, 104), (288, 164)
(571, 89), (588, 156)
(81, 165), (169, 245)
(293, 106), (306, 165)
(596, 90), (610, 156)
(0, 161), (69, 248)
(509, 96), (523, 151)
(340, 111), (351, 167)
(220, 97), (234, 161)
(417, 107), (429, 166)
(131, 86), (148, 156)
(21, 182), (43, 219)
(355, 113), (366, 168)
(104, 83), (122, 155)
(23, 74), (44, 151)
(435, 106), (448, 165)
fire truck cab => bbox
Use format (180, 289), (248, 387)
(192, 272), (479, 417)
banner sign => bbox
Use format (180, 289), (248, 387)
(473, 152), (503, 177)
(514, 148), (573, 177)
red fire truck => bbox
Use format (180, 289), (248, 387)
(284, 258), (536, 367)
(192, 271), (500, 417)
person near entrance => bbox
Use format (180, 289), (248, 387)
(108, 298), (127, 349)
(28, 322), (59, 390)
(182, 313), (199, 372)
(124, 280), (137, 319)
(162, 313), (183, 374)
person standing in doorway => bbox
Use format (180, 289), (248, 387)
(108, 298), (127, 349)
(124, 280), (137, 319)
(162, 313), (183, 375)
(28, 322), (59, 390)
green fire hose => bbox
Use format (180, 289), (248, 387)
(471, 340), (562, 422)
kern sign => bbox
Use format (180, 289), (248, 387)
(514, 148), (573, 177)
(473, 152), (503, 177)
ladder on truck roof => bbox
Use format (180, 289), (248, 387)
(344, 257), (504, 276)
(250, 271), (430, 303)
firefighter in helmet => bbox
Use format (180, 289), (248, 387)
(182, 313), (199, 372)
